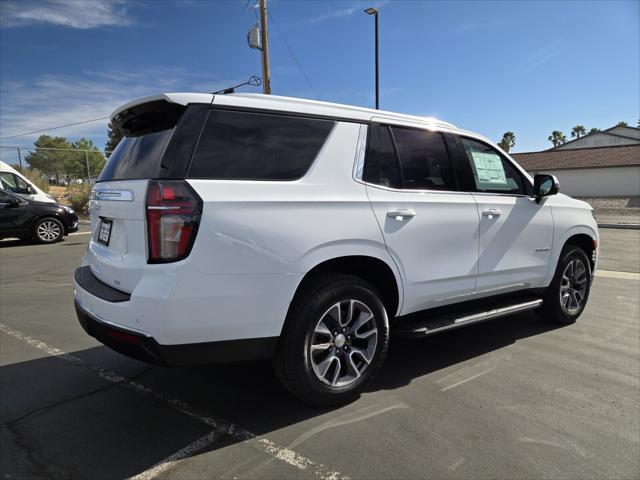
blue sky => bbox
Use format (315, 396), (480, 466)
(0, 0), (638, 161)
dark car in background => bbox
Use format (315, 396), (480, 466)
(0, 189), (79, 243)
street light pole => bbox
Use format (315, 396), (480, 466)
(364, 7), (379, 109)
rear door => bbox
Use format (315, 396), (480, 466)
(86, 102), (208, 293)
(453, 136), (554, 293)
(362, 123), (480, 314)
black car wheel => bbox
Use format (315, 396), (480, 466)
(34, 217), (64, 243)
(273, 274), (390, 407)
(541, 245), (592, 324)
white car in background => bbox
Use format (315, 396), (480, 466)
(0, 161), (55, 203)
(74, 93), (598, 406)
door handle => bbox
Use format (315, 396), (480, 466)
(387, 209), (417, 220)
(482, 209), (502, 218)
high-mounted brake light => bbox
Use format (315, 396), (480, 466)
(145, 180), (202, 263)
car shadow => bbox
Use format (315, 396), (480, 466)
(0, 311), (561, 478)
(0, 238), (36, 247)
(0, 237), (80, 248)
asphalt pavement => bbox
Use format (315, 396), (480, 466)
(1, 227), (638, 479)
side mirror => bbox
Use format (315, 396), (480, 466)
(28, 186), (37, 194)
(534, 174), (559, 202)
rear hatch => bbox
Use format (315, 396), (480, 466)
(87, 98), (209, 293)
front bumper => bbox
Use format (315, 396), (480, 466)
(75, 299), (278, 366)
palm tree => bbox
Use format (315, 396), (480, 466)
(498, 131), (516, 152)
(617, 121), (628, 127)
(571, 125), (586, 138)
(548, 130), (567, 148)
(589, 128), (600, 134)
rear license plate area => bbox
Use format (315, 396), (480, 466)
(97, 218), (113, 246)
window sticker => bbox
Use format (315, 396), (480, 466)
(470, 151), (507, 188)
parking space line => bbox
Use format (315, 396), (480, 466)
(596, 270), (640, 281)
(130, 430), (219, 480)
(440, 366), (496, 392)
(69, 231), (92, 236)
(0, 323), (347, 480)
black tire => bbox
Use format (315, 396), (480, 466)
(273, 274), (390, 407)
(541, 245), (592, 324)
(33, 217), (64, 243)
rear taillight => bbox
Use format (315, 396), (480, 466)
(145, 180), (202, 263)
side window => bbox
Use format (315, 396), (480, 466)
(460, 137), (531, 195)
(189, 110), (335, 181)
(15, 175), (30, 192)
(390, 126), (456, 191)
(0, 173), (18, 192)
(363, 124), (402, 189)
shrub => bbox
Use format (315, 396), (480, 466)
(66, 184), (92, 213)
(21, 168), (50, 193)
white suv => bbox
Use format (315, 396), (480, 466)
(74, 93), (598, 405)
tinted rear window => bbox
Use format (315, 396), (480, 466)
(363, 124), (402, 188)
(98, 129), (173, 182)
(188, 110), (335, 180)
(391, 126), (455, 191)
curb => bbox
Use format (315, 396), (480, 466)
(597, 223), (640, 230)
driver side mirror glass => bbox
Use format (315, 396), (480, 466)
(534, 174), (559, 200)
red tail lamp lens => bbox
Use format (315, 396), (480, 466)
(145, 180), (202, 263)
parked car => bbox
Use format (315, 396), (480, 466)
(74, 93), (598, 406)
(0, 161), (56, 203)
(0, 188), (78, 243)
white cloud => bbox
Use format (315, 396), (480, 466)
(520, 44), (562, 73)
(307, 1), (389, 24)
(0, 0), (133, 29)
(0, 68), (238, 147)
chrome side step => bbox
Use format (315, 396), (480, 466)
(395, 299), (543, 338)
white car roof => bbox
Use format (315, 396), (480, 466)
(111, 92), (457, 130)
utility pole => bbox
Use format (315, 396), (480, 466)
(259, 0), (271, 94)
(84, 150), (91, 184)
(16, 146), (23, 173)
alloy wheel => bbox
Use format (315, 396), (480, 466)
(559, 258), (588, 314)
(309, 299), (378, 388)
(37, 220), (62, 242)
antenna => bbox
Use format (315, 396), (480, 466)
(212, 76), (262, 95)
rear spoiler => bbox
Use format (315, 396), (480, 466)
(111, 93), (214, 136)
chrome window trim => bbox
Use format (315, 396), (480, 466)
(352, 122), (536, 199)
(352, 124), (368, 181)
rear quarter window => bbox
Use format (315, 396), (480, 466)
(188, 110), (335, 181)
(98, 129), (174, 182)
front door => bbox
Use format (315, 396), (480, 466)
(455, 136), (554, 294)
(362, 123), (480, 315)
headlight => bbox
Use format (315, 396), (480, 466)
(62, 206), (75, 214)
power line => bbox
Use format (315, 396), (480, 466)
(267, 10), (319, 100)
(0, 116), (110, 140)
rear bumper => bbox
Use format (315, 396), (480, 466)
(75, 299), (278, 366)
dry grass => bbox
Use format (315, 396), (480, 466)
(48, 186), (69, 204)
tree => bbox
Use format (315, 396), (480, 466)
(548, 130), (567, 148)
(71, 138), (106, 180)
(571, 125), (586, 139)
(589, 128), (601, 134)
(498, 131), (516, 152)
(25, 135), (73, 182)
(105, 121), (124, 158)
(617, 121), (628, 127)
